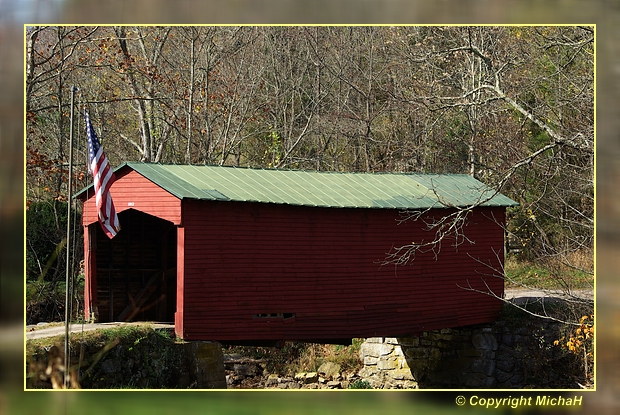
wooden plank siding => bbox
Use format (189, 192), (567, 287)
(179, 199), (506, 341)
(81, 170), (182, 226)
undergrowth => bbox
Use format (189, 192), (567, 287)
(498, 300), (594, 388)
(222, 338), (364, 377)
(26, 324), (180, 389)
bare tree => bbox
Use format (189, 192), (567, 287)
(387, 26), (593, 315)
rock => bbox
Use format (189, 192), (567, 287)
(233, 364), (257, 377)
(471, 359), (496, 377)
(326, 380), (341, 389)
(406, 347), (440, 359)
(187, 341), (227, 389)
(294, 372), (319, 384)
(377, 358), (399, 371)
(496, 355), (515, 372)
(100, 358), (121, 374)
(392, 346), (405, 357)
(472, 333), (498, 351)
(347, 372), (360, 381)
(304, 372), (319, 383)
(318, 361), (341, 380)
(363, 356), (378, 365)
(456, 348), (483, 358)
(388, 368), (415, 381)
(496, 369), (514, 384)
(360, 343), (394, 358)
(265, 374), (279, 386)
(399, 337), (419, 347)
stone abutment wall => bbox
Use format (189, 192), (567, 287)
(358, 317), (576, 389)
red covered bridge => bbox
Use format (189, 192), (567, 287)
(77, 162), (517, 344)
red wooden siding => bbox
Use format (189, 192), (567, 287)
(81, 170), (181, 226)
(179, 200), (506, 341)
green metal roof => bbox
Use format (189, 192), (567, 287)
(78, 162), (518, 209)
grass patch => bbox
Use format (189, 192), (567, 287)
(504, 254), (593, 291)
(294, 339), (364, 374)
(26, 323), (175, 361)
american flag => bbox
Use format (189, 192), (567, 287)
(85, 110), (120, 238)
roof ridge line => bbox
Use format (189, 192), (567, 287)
(123, 161), (475, 177)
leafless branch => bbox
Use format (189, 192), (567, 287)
(457, 278), (584, 326)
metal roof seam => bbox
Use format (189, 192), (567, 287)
(202, 166), (252, 202)
(272, 170), (321, 207)
(284, 173), (340, 206)
(320, 174), (374, 208)
(290, 170), (339, 207)
(224, 169), (273, 204)
(368, 174), (415, 208)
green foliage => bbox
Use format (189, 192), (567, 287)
(26, 199), (84, 323)
(348, 379), (372, 389)
(26, 200), (68, 282)
(26, 280), (66, 324)
(26, 200), (84, 280)
(264, 127), (284, 167)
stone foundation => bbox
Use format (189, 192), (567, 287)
(359, 318), (572, 389)
(27, 329), (227, 389)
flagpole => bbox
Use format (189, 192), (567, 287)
(64, 85), (77, 388)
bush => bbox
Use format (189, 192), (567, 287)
(26, 200), (83, 323)
(348, 379), (372, 389)
(26, 280), (66, 324)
